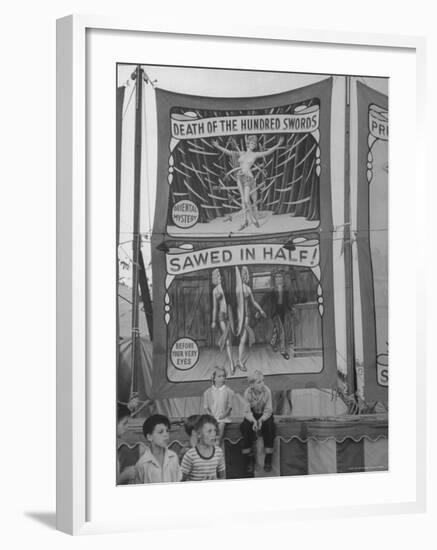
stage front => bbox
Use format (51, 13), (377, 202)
(118, 414), (388, 479)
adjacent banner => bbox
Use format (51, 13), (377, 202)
(151, 80), (336, 399)
(356, 82), (389, 403)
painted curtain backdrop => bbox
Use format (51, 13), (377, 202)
(356, 82), (388, 404)
(151, 79), (338, 399)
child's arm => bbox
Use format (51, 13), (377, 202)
(180, 449), (193, 482)
(259, 387), (273, 425)
(244, 407), (255, 423)
(219, 389), (233, 420)
(133, 463), (145, 484)
(203, 388), (211, 414)
(243, 389), (257, 425)
(176, 461), (183, 482)
(219, 407), (232, 421)
(217, 449), (226, 480)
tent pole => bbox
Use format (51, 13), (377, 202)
(116, 84), (126, 403)
(130, 65), (143, 400)
(344, 76), (357, 400)
(139, 249), (153, 339)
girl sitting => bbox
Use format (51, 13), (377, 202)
(203, 366), (234, 446)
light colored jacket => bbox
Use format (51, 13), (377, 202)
(243, 385), (273, 422)
(134, 447), (182, 484)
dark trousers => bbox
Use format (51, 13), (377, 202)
(240, 414), (275, 450)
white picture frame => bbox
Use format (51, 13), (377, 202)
(56, 14), (427, 535)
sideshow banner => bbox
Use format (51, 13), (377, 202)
(151, 80), (336, 398)
(356, 82), (388, 403)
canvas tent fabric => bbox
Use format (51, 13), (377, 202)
(117, 74), (389, 418)
(355, 82), (389, 403)
(150, 79), (338, 400)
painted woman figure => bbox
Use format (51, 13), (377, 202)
(211, 268), (235, 375)
(212, 135), (283, 230)
(261, 270), (296, 360)
(237, 266), (267, 371)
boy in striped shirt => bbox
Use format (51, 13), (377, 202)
(181, 414), (226, 481)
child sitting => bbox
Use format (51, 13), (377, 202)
(134, 414), (181, 484)
(181, 414), (226, 481)
(240, 370), (275, 473)
(203, 366), (234, 446)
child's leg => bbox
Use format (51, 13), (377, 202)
(261, 416), (276, 472)
(240, 418), (255, 451)
(240, 418), (255, 473)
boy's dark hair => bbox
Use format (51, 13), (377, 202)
(184, 414), (201, 437)
(142, 414), (171, 437)
(117, 403), (131, 423)
(195, 414), (218, 432)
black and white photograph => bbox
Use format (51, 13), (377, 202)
(116, 64), (388, 484)
(2, 0), (433, 545)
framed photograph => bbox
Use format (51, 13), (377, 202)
(56, 15), (426, 535)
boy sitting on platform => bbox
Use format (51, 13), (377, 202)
(181, 414), (226, 481)
(134, 414), (182, 484)
(240, 370), (275, 473)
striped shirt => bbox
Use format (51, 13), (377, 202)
(181, 446), (226, 481)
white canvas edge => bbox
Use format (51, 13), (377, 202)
(56, 14), (427, 535)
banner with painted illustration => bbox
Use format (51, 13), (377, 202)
(151, 79), (337, 398)
(355, 82), (388, 403)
